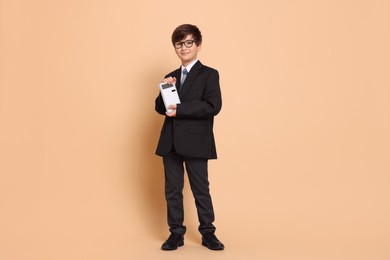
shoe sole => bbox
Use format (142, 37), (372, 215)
(161, 241), (184, 250)
(202, 241), (224, 250)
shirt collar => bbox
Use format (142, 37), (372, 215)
(181, 59), (198, 73)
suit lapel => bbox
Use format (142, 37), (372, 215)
(179, 60), (203, 99)
(173, 68), (181, 85)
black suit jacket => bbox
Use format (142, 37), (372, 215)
(155, 61), (222, 159)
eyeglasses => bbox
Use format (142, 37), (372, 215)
(174, 40), (195, 49)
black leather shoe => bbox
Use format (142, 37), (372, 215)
(161, 233), (184, 250)
(202, 232), (225, 250)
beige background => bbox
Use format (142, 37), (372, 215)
(1, 0), (389, 259)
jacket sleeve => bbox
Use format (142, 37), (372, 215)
(155, 92), (166, 115)
(176, 70), (222, 118)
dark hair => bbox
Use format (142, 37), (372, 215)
(171, 24), (202, 46)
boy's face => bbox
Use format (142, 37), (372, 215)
(174, 34), (201, 66)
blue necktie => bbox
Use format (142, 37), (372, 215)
(180, 68), (188, 91)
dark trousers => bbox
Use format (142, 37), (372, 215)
(163, 151), (216, 235)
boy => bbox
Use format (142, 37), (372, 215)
(155, 24), (224, 251)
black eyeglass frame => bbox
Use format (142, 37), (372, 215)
(173, 40), (197, 49)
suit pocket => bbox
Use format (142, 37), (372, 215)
(190, 125), (208, 135)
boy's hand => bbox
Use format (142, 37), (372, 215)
(163, 77), (177, 85)
(166, 104), (177, 117)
